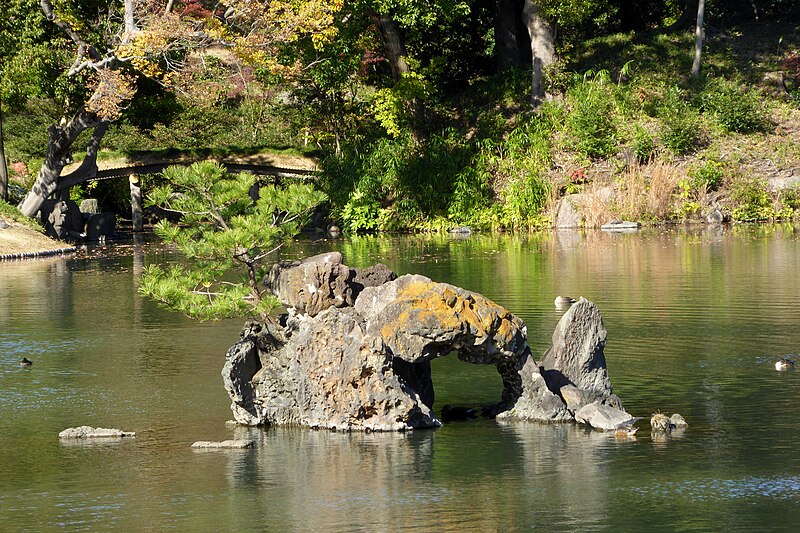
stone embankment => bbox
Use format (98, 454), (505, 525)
(223, 252), (634, 432)
(0, 217), (76, 260)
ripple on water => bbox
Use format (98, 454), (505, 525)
(0, 335), (85, 358)
(626, 475), (800, 502)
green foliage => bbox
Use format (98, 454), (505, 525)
(322, 130), (473, 233)
(631, 125), (655, 163)
(699, 79), (771, 134)
(672, 178), (701, 220)
(501, 174), (551, 230)
(566, 72), (618, 159)
(372, 72), (432, 139)
(139, 162), (326, 320)
(448, 164), (492, 224)
(689, 160), (725, 190)
(339, 189), (381, 233)
(1, 98), (62, 162)
(781, 185), (800, 212)
(0, 199), (43, 231)
(730, 178), (790, 222)
(658, 86), (701, 155)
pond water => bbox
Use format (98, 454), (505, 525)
(2, 226), (800, 531)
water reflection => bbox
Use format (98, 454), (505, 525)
(3, 226), (800, 530)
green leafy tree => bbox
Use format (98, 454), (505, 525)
(139, 161), (326, 320)
(12, 0), (344, 219)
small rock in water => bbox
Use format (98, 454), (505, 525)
(670, 413), (688, 428)
(191, 440), (255, 449)
(601, 220), (640, 232)
(575, 401), (636, 431)
(448, 226), (472, 235)
(59, 426), (135, 438)
(615, 426), (639, 439)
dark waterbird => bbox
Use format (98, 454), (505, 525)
(19, 358), (33, 367)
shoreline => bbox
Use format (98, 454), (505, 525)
(0, 217), (76, 260)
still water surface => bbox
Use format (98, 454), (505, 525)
(2, 226), (800, 531)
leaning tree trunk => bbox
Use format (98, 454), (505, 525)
(521, 1), (556, 107)
(17, 108), (105, 217)
(377, 14), (410, 82)
(690, 0), (705, 79)
(0, 99), (8, 201)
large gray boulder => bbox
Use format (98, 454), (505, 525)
(40, 199), (83, 239)
(496, 357), (572, 422)
(267, 252), (396, 316)
(540, 297), (620, 412)
(242, 307), (438, 431)
(223, 257), (627, 431)
(84, 212), (116, 241)
(222, 321), (272, 426)
(554, 194), (584, 228)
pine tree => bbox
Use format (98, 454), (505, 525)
(139, 161), (325, 320)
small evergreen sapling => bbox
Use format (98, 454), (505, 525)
(139, 161), (326, 320)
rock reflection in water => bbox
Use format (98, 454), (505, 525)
(498, 421), (614, 530)
(224, 426), (439, 530)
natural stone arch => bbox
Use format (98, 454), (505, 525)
(353, 275), (530, 412)
(222, 255), (629, 432)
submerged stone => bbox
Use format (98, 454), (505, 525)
(191, 440), (254, 449)
(59, 426), (135, 438)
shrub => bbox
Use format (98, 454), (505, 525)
(699, 79), (771, 134)
(448, 166), (492, 224)
(631, 125), (655, 163)
(729, 178), (789, 221)
(658, 86), (701, 155)
(566, 74), (618, 159)
(340, 190), (381, 233)
(689, 160), (725, 190)
(501, 173), (551, 230)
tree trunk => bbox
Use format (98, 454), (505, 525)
(18, 109), (104, 217)
(495, 0), (525, 72)
(124, 0), (136, 36)
(130, 175), (143, 232)
(668, 1), (698, 31)
(690, 0), (705, 79)
(0, 99), (8, 202)
(377, 14), (410, 82)
(521, 1), (555, 107)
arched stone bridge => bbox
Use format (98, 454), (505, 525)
(62, 151), (318, 184)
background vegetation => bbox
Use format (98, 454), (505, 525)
(1, 0), (799, 233)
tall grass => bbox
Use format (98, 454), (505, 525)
(581, 162), (682, 227)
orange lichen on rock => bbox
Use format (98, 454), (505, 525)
(376, 279), (526, 360)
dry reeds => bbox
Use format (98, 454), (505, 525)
(580, 161), (683, 227)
